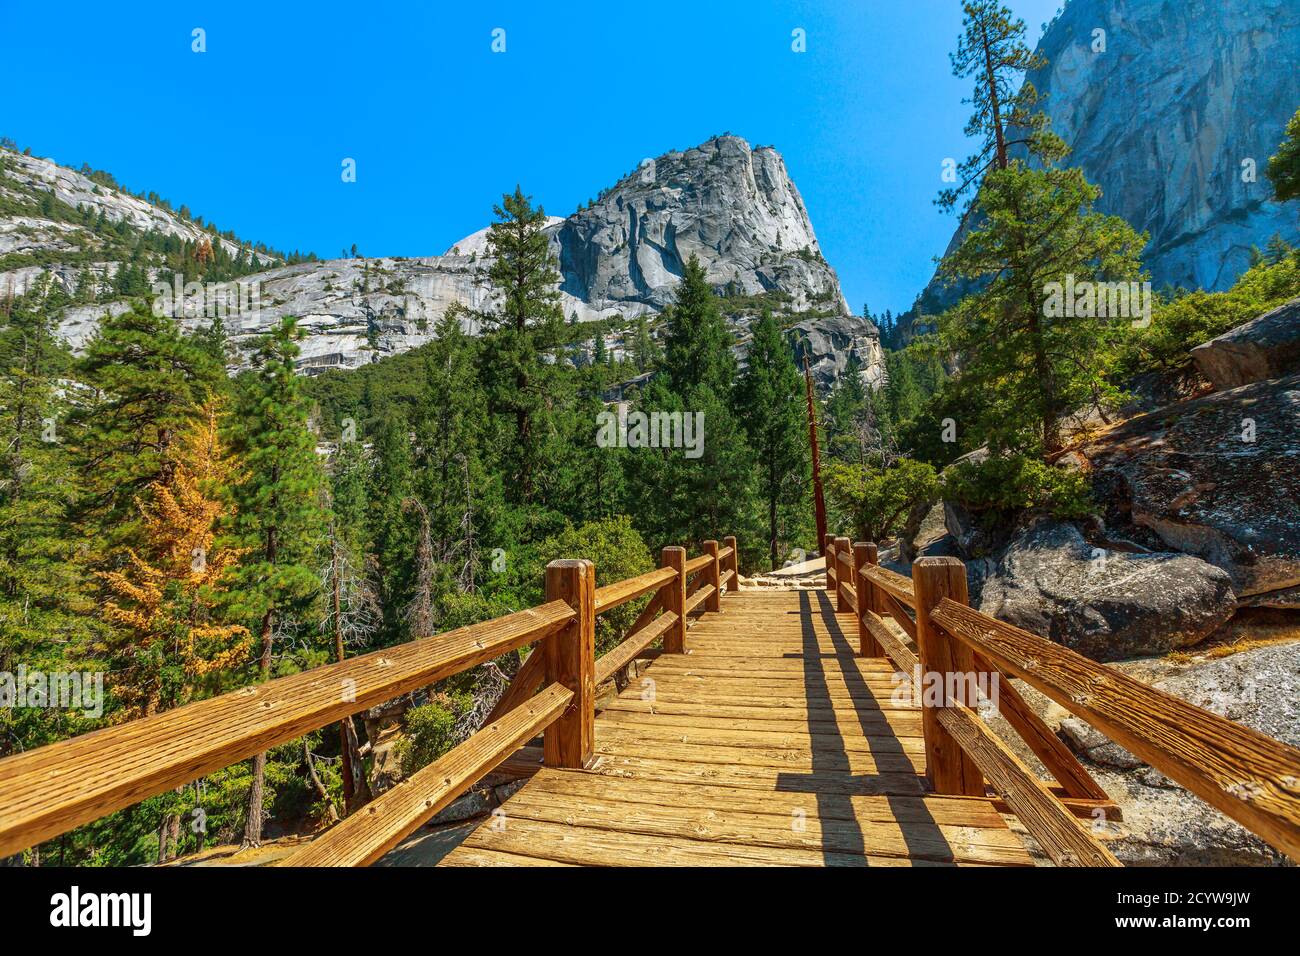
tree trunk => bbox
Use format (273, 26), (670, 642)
(241, 608), (274, 848)
(981, 25), (1007, 170)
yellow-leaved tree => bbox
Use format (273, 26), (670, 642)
(99, 400), (249, 717)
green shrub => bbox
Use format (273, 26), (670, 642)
(942, 454), (1093, 521)
(824, 457), (940, 543)
(395, 692), (474, 776)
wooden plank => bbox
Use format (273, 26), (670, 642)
(0, 600), (575, 858)
(280, 684), (572, 866)
(595, 719), (927, 758)
(684, 553), (713, 575)
(933, 599), (1300, 861)
(684, 583), (716, 617)
(498, 787), (1031, 865)
(592, 735), (924, 775)
(593, 611), (678, 685)
(592, 566), (675, 616)
(440, 847), (576, 867)
(881, 591), (918, 641)
(598, 703), (925, 738)
(543, 560), (596, 769)
(862, 564), (917, 609)
(562, 751), (929, 797)
(518, 768), (1009, 828)
(974, 652), (1111, 802)
(483, 646), (544, 723)
(457, 816), (957, 867)
(933, 702), (1120, 866)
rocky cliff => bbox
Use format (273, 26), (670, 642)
(4, 136), (870, 386)
(914, 0), (1300, 321)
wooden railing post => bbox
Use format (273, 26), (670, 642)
(704, 540), (721, 612)
(543, 559), (595, 769)
(853, 541), (882, 657)
(661, 546), (687, 654)
(723, 535), (739, 592)
(912, 556), (984, 796)
(834, 536), (852, 613)
(823, 534), (837, 595)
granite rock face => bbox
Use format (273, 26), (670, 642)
(914, 0), (1300, 320)
(1083, 373), (1300, 604)
(1191, 296), (1300, 389)
(550, 136), (850, 317)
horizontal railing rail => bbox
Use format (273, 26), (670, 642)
(834, 533), (1300, 864)
(0, 534), (741, 864)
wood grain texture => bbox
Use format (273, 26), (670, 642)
(279, 683), (572, 867)
(913, 558), (984, 797)
(861, 563), (918, 609)
(439, 590), (1032, 868)
(933, 599), (1300, 861)
(543, 560), (596, 769)
(0, 601), (575, 858)
(594, 611), (679, 685)
(593, 566), (675, 616)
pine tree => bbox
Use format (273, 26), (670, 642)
(223, 316), (326, 847)
(73, 303), (222, 550)
(474, 187), (564, 520)
(1268, 106), (1300, 203)
(0, 283), (101, 763)
(661, 256), (736, 395)
(938, 163), (1147, 457)
(937, 1), (1064, 214)
(96, 402), (248, 861)
(736, 310), (809, 569)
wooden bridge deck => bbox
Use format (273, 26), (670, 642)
(439, 589), (1033, 867)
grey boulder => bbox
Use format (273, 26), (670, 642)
(978, 519), (1236, 661)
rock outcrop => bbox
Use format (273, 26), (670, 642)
(912, 0), (1300, 322)
(550, 136), (849, 317)
(1057, 643), (1299, 865)
(976, 518), (1237, 661)
(1191, 296), (1300, 389)
(1083, 373), (1300, 605)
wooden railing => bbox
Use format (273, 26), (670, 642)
(825, 534), (1300, 866)
(0, 536), (740, 866)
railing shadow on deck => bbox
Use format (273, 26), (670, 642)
(773, 590), (951, 866)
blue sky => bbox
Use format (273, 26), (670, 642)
(0, 0), (1064, 316)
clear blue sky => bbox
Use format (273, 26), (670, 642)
(0, 0), (1064, 316)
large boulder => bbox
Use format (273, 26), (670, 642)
(1190, 297), (1300, 390)
(1083, 374), (1300, 605)
(978, 519), (1236, 661)
(1058, 643), (1299, 865)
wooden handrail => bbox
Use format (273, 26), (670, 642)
(278, 683), (573, 866)
(860, 563), (917, 609)
(0, 601), (575, 858)
(595, 612), (679, 684)
(593, 566), (676, 615)
(931, 599), (1300, 860)
(860, 607), (1118, 866)
(684, 553), (713, 576)
(684, 583), (716, 616)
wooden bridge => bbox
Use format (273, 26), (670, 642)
(2, 534), (1298, 866)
